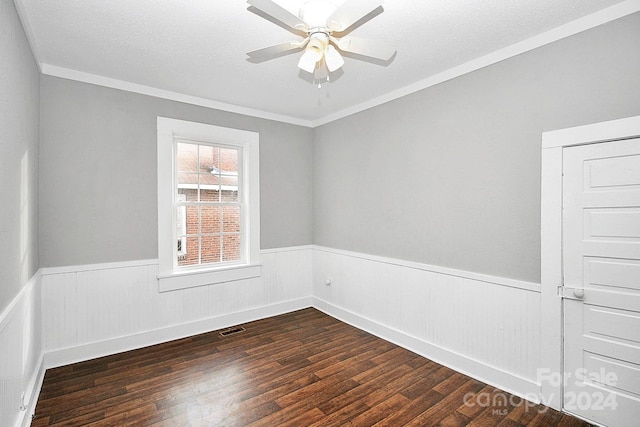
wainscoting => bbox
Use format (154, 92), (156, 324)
(312, 246), (542, 401)
(0, 272), (43, 427)
(1, 245), (547, 427)
(40, 247), (314, 367)
(1, 246), (312, 427)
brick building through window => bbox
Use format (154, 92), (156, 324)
(176, 141), (241, 267)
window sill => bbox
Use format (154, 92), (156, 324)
(157, 263), (262, 292)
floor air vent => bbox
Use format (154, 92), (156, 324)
(219, 326), (246, 337)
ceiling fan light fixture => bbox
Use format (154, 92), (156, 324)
(306, 36), (326, 58)
(247, 0), (395, 80)
(298, 49), (319, 73)
(324, 44), (344, 72)
(298, 33), (327, 73)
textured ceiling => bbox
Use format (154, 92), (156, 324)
(15, 0), (635, 126)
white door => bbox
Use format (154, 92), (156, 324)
(562, 138), (640, 426)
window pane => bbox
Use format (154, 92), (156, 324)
(185, 205), (198, 235)
(177, 236), (199, 267)
(222, 206), (241, 233)
(199, 145), (219, 174)
(220, 186), (238, 202)
(178, 187), (198, 202)
(220, 147), (239, 202)
(199, 184), (220, 202)
(222, 234), (241, 262)
(220, 148), (238, 174)
(176, 143), (198, 172)
(177, 172), (199, 186)
(177, 173), (199, 201)
(176, 195), (187, 237)
(201, 235), (221, 264)
(174, 141), (246, 268)
(176, 235), (187, 256)
(201, 206), (221, 234)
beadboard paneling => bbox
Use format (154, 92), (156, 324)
(41, 247), (313, 367)
(312, 246), (542, 399)
(0, 273), (43, 427)
(21, 244), (546, 423)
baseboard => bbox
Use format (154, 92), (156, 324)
(44, 297), (313, 369)
(18, 353), (45, 427)
(312, 296), (542, 404)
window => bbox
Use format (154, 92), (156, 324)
(157, 117), (260, 292)
(175, 141), (242, 266)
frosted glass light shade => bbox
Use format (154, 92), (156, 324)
(324, 44), (344, 72)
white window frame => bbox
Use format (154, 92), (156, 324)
(157, 117), (261, 292)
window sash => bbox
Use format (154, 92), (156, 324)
(173, 139), (244, 270)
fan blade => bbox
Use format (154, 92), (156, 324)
(327, 0), (383, 32)
(247, 39), (308, 58)
(324, 45), (344, 72)
(247, 0), (308, 31)
(335, 36), (395, 60)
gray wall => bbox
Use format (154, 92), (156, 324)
(39, 77), (313, 267)
(313, 13), (640, 283)
(0, 0), (40, 313)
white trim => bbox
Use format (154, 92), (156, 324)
(0, 270), (43, 427)
(12, 0), (43, 73)
(313, 297), (541, 403)
(39, 64), (314, 128)
(36, 247), (315, 275)
(17, 1), (638, 128)
(540, 115), (640, 411)
(542, 115), (640, 148)
(261, 245), (314, 254)
(19, 353), (45, 427)
(540, 146), (564, 410)
(177, 183), (238, 191)
(313, 245), (541, 293)
(40, 259), (158, 276)
(43, 297), (313, 369)
(0, 270), (41, 330)
(157, 263), (262, 292)
(311, 1), (640, 127)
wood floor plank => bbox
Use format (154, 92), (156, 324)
(32, 308), (594, 426)
(348, 393), (412, 426)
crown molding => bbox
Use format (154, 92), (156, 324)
(310, 0), (640, 127)
(13, 0), (43, 73)
(40, 64), (314, 128)
(16, 0), (640, 128)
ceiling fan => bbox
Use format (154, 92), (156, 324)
(246, 0), (396, 80)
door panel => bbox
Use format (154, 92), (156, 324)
(584, 305), (640, 343)
(563, 138), (640, 427)
(586, 257), (640, 291)
(587, 154), (640, 188)
(585, 208), (640, 240)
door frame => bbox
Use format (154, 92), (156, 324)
(540, 115), (640, 411)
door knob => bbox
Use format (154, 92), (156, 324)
(573, 288), (585, 299)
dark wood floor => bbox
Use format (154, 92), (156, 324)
(32, 308), (591, 426)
